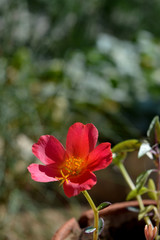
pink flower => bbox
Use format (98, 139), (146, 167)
(28, 123), (112, 197)
(144, 224), (157, 240)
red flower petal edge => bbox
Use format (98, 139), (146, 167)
(28, 122), (112, 197)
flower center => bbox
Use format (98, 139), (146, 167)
(57, 156), (85, 185)
(64, 156), (85, 176)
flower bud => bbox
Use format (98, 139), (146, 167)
(144, 224), (157, 240)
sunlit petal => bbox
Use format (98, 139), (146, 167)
(28, 163), (60, 182)
(87, 143), (112, 171)
(66, 122), (98, 158)
(63, 171), (97, 197)
(32, 135), (65, 165)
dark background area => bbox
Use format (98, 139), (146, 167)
(0, 0), (160, 239)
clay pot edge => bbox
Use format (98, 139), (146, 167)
(52, 200), (156, 240)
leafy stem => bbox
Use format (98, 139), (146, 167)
(82, 190), (99, 240)
(155, 145), (160, 240)
(117, 162), (153, 226)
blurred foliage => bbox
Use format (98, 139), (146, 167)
(1, 0), (160, 239)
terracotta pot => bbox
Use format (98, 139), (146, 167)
(52, 200), (156, 240)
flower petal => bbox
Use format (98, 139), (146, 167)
(27, 163), (60, 182)
(66, 123), (98, 158)
(87, 143), (112, 172)
(63, 171), (97, 197)
(32, 135), (65, 165)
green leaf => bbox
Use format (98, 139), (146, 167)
(97, 202), (111, 211)
(126, 187), (148, 200)
(147, 178), (157, 200)
(112, 139), (140, 153)
(98, 218), (104, 235)
(84, 226), (96, 234)
(127, 207), (140, 213)
(138, 205), (157, 221)
(147, 116), (160, 145)
(136, 169), (154, 191)
(112, 152), (126, 165)
(126, 189), (138, 200)
(138, 141), (152, 158)
(112, 140), (140, 165)
(138, 187), (148, 195)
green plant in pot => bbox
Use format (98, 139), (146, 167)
(112, 116), (160, 240)
(27, 117), (160, 240)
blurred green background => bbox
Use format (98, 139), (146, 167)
(1, 0), (160, 239)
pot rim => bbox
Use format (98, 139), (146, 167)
(80, 199), (156, 220)
(52, 217), (80, 240)
(52, 199), (156, 240)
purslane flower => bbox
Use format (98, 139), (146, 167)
(144, 224), (157, 240)
(28, 122), (112, 197)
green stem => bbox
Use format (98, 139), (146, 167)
(155, 186), (160, 240)
(82, 190), (99, 240)
(155, 145), (160, 240)
(118, 162), (153, 226)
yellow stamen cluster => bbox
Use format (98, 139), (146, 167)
(58, 156), (85, 184)
(64, 156), (84, 176)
